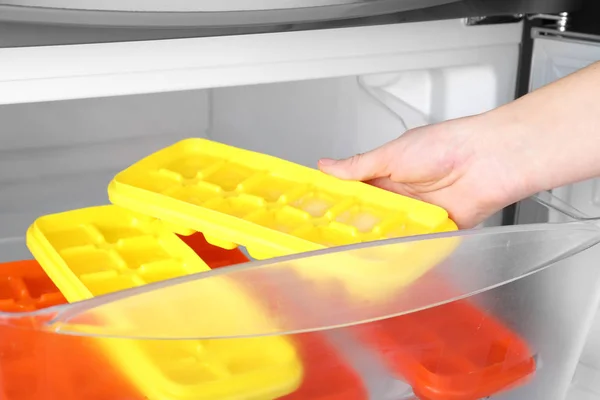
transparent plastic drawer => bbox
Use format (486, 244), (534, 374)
(0, 193), (600, 400)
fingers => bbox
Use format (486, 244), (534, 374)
(365, 177), (416, 197)
(318, 142), (394, 181)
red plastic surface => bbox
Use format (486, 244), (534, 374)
(355, 297), (536, 400)
(182, 233), (368, 400)
(177, 232), (250, 268)
(0, 260), (65, 312)
(0, 260), (141, 400)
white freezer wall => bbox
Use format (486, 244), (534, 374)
(0, 90), (210, 243)
(209, 64), (518, 167)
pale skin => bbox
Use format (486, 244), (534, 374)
(319, 61), (600, 229)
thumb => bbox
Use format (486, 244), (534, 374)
(318, 144), (393, 181)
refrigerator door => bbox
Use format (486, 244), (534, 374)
(518, 27), (600, 400)
(0, 0), (579, 28)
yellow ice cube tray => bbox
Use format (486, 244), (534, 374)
(108, 138), (458, 260)
(108, 138), (459, 300)
(26, 205), (302, 400)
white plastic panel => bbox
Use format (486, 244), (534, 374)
(0, 18), (522, 105)
(557, 177), (600, 400)
(530, 32), (600, 91)
(529, 30), (600, 400)
(210, 77), (404, 167)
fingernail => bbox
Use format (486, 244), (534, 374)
(318, 158), (337, 166)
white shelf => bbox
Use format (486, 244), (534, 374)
(0, 19), (522, 104)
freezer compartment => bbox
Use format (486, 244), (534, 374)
(0, 55), (519, 243)
(0, 28), (578, 398)
(0, 195), (599, 400)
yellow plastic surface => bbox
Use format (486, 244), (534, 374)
(26, 205), (302, 400)
(295, 220), (461, 302)
(108, 139), (459, 300)
(109, 138), (457, 261)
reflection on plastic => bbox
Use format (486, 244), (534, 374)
(49, 222), (600, 339)
(181, 232), (369, 400)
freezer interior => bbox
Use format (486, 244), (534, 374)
(0, 63), (521, 243)
(0, 52), (599, 400)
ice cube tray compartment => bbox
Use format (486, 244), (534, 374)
(355, 298), (536, 400)
(109, 138), (457, 260)
(26, 205), (303, 400)
(0, 260), (65, 312)
(26, 205), (211, 300)
(113, 330), (302, 400)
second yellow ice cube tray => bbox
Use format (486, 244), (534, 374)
(26, 205), (302, 400)
(108, 138), (458, 260)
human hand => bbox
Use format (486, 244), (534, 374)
(318, 115), (533, 229)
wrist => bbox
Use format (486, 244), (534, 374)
(469, 110), (547, 208)
(485, 61), (600, 198)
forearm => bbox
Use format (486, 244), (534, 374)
(482, 61), (600, 200)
